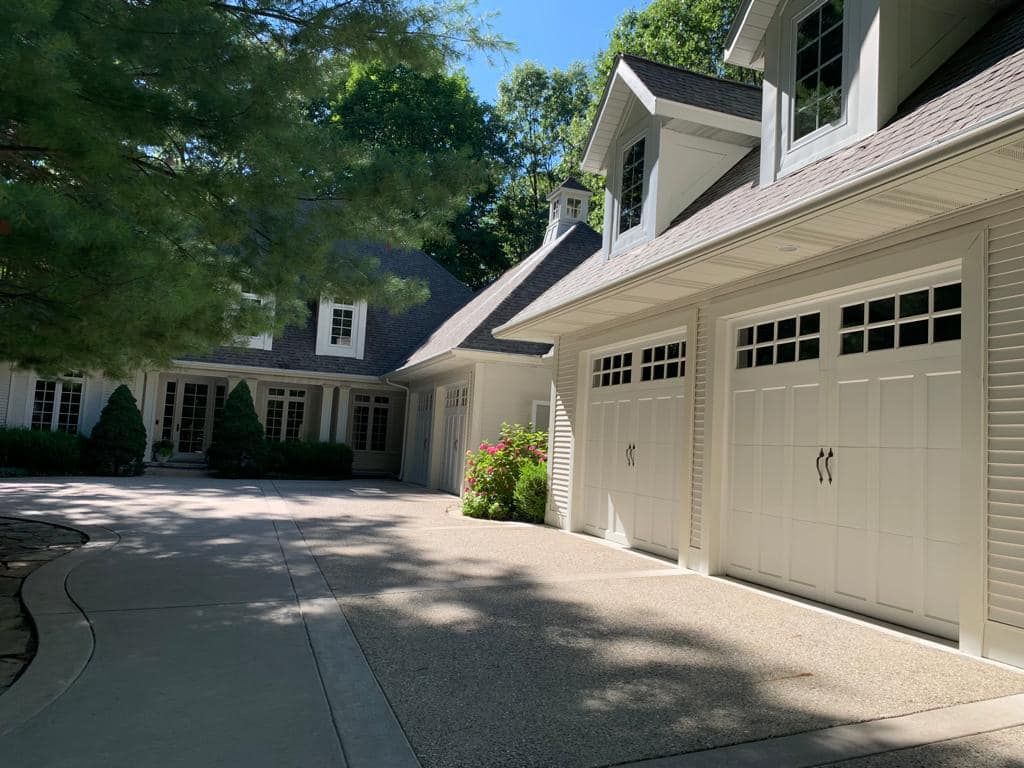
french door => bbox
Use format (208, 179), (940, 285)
(159, 378), (218, 458)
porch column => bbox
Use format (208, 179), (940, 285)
(140, 371), (161, 449)
(319, 385), (336, 442)
(335, 387), (351, 444)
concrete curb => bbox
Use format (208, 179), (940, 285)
(263, 482), (421, 768)
(0, 518), (118, 738)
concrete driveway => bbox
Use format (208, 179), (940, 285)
(1, 477), (1023, 767)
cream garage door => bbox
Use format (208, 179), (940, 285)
(727, 270), (963, 639)
(440, 383), (469, 494)
(583, 335), (688, 558)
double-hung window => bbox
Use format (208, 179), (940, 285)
(618, 138), (646, 235)
(350, 394), (390, 452)
(265, 387), (306, 442)
(31, 374), (84, 434)
(793, 0), (844, 142)
(239, 292), (273, 351)
(316, 299), (367, 358)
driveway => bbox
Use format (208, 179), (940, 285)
(0, 477), (1022, 767)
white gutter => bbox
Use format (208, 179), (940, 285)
(387, 347), (550, 381)
(496, 106), (1024, 340)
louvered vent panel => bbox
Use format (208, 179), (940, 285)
(689, 310), (708, 549)
(988, 212), (1024, 631)
(547, 334), (584, 528)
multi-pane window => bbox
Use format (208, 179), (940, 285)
(351, 393), (390, 451)
(566, 197), (582, 219)
(331, 305), (355, 346)
(641, 341), (686, 382)
(618, 138), (645, 234)
(160, 381), (177, 441)
(265, 387), (306, 442)
(592, 352), (633, 388)
(444, 385), (468, 409)
(839, 282), (961, 355)
(31, 376), (84, 434)
(736, 313), (821, 369)
(793, 0), (844, 141)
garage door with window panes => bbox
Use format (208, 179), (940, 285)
(584, 335), (688, 558)
(727, 272), (962, 638)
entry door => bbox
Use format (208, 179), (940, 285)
(159, 378), (214, 459)
(583, 337), (688, 558)
(726, 271), (963, 639)
(440, 383), (468, 494)
(409, 390), (434, 486)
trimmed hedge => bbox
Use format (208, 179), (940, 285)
(0, 428), (85, 475)
(206, 381), (269, 477)
(513, 460), (548, 523)
(267, 441), (353, 479)
(87, 385), (147, 476)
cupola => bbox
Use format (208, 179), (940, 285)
(544, 178), (592, 244)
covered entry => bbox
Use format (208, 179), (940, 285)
(582, 334), (688, 558)
(726, 268), (963, 639)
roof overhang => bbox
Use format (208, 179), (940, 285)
(497, 112), (1024, 343)
(724, 0), (781, 70)
(387, 347), (550, 381)
(170, 360), (385, 385)
(581, 58), (760, 175)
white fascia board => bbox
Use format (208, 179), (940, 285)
(724, 0), (778, 69)
(169, 360), (384, 384)
(655, 99), (761, 138)
(495, 110), (1024, 341)
(581, 64), (658, 174)
(389, 348), (549, 380)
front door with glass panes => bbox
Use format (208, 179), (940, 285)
(264, 387), (307, 442)
(583, 334), (688, 558)
(158, 378), (222, 459)
(726, 267), (963, 639)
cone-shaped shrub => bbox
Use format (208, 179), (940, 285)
(207, 381), (268, 477)
(87, 385), (147, 476)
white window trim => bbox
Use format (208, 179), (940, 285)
(349, 393), (391, 452)
(613, 131), (649, 250)
(777, 0), (862, 177)
(27, 373), (85, 434)
(531, 400), (551, 430)
(316, 299), (368, 359)
(239, 292), (274, 351)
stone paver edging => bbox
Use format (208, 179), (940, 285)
(0, 519), (118, 738)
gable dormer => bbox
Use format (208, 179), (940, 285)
(726, 0), (1005, 184)
(581, 55), (761, 257)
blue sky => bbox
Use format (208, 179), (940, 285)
(460, 0), (645, 103)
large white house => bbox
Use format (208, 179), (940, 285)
(495, 1), (1024, 669)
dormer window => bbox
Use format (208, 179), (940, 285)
(618, 137), (646, 234)
(793, 0), (844, 142)
(239, 292), (273, 351)
(316, 299), (367, 359)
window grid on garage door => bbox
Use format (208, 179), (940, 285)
(592, 351), (633, 388)
(736, 312), (821, 369)
(640, 340), (687, 381)
(839, 281), (962, 355)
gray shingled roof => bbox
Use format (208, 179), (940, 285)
(181, 244), (472, 376)
(620, 55), (762, 121)
(558, 177), (591, 193)
(507, 6), (1024, 329)
(395, 223), (602, 371)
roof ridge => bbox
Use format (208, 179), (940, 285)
(618, 53), (762, 91)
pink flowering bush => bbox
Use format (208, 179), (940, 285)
(462, 422), (548, 521)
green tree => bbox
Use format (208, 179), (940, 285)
(492, 61), (592, 260)
(87, 384), (147, 476)
(328, 63), (510, 287)
(0, 0), (508, 374)
(207, 381), (268, 477)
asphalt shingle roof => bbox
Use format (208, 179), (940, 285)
(509, 6), (1024, 329)
(181, 244), (472, 377)
(396, 223), (602, 371)
(621, 55), (762, 121)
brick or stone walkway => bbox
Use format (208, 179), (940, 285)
(0, 518), (86, 694)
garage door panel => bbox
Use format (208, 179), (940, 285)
(879, 377), (917, 448)
(761, 387), (788, 445)
(835, 448), (870, 529)
(835, 526), (872, 601)
(792, 384), (824, 446)
(926, 449), (961, 543)
(610, 490), (634, 542)
(732, 389), (758, 445)
(925, 540), (960, 623)
(876, 532), (918, 612)
(731, 445), (759, 513)
(789, 521), (824, 588)
(729, 509), (757, 571)
(878, 448), (923, 536)
(927, 372), (961, 448)
(836, 379), (870, 447)
(758, 514), (787, 579)
(791, 447), (822, 523)
(762, 446), (790, 518)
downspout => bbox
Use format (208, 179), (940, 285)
(383, 377), (411, 481)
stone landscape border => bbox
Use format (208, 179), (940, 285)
(0, 518), (118, 738)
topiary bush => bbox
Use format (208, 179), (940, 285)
(0, 428), (85, 475)
(86, 385), (147, 476)
(267, 441), (353, 479)
(206, 381), (268, 477)
(513, 460), (548, 523)
(462, 422), (547, 521)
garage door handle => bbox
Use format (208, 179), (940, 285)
(816, 448), (824, 484)
(825, 448), (834, 485)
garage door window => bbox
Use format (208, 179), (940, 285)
(736, 312), (820, 369)
(592, 352), (633, 388)
(839, 282), (961, 355)
(640, 341), (686, 381)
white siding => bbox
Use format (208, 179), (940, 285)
(987, 207), (1024, 631)
(548, 334), (585, 528)
(689, 309), (709, 549)
(0, 364), (10, 427)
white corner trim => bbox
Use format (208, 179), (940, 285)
(316, 299), (367, 359)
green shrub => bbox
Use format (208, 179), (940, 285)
(86, 385), (147, 476)
(513, 460), (548, 523)
(267, 441), (353, 479)
(0, 428), (84, 475)
(206, 381), (269, 477)
(462, 423), (547, 521)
